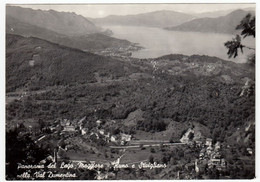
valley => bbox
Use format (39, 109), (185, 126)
(6, 34), (255, 180)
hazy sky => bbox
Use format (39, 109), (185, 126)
(13, 4), (255, 18)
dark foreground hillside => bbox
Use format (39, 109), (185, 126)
(6, 34), (255, 180)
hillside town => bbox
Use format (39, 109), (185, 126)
(15, 112), (247, 180)
(93, 43), (143, 58)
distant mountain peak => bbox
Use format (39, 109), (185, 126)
(91, 10), (195, 28)
(166, 9), (254, 34)
(6, 5), (101, 36)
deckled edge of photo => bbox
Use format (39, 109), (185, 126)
(0, 0), (259, 182)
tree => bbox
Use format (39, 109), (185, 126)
(38, 118), (46, 132)
(6, 128), (50, 179)
(188, 132), (194, 140)
(237, 14), (255, 38)
(150, 147), (155, 153)
(224, 13), (255, 63)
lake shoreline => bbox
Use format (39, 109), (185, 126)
(103, 25), (254, 63)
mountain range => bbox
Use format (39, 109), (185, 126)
(6, 6), (134, 52)
(7, 6), (256, 44)
(194, 7), (255, 18)
(6, 6), (101, 36)
(90, 10), (195, 28)
(165, 9), (255, 34)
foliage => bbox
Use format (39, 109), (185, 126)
(150, 147), (155, 153)
(224, 35), (244, 58)
(6, 127), (50, 179)
(149, 155), (154, 163)
(236, 13), (255, 38)
(136, 119), (167, 132)
(224, 13), (255, 61)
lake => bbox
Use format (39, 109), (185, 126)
(105, 25), (255, 63)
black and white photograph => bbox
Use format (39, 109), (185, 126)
(4, 2), (256, 180)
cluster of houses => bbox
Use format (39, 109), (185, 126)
(60, 119), (76, 132)
(32, 117), (134, 180)
(195, 138), (226, 173)
(180, 128), (227, 174)
(59, 117), (90, 135)
(94, 46), (136, 57)
(180, 128), (203, 146)
(59, 117), (132, 146)
(89, 120), (132, 145)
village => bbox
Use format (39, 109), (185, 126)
(93, 43), (143, 58)
(20, 114), (239, 180)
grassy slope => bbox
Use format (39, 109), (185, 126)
(6, 34), (139, 92)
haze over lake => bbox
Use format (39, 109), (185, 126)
(105, 25), (255, 63)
